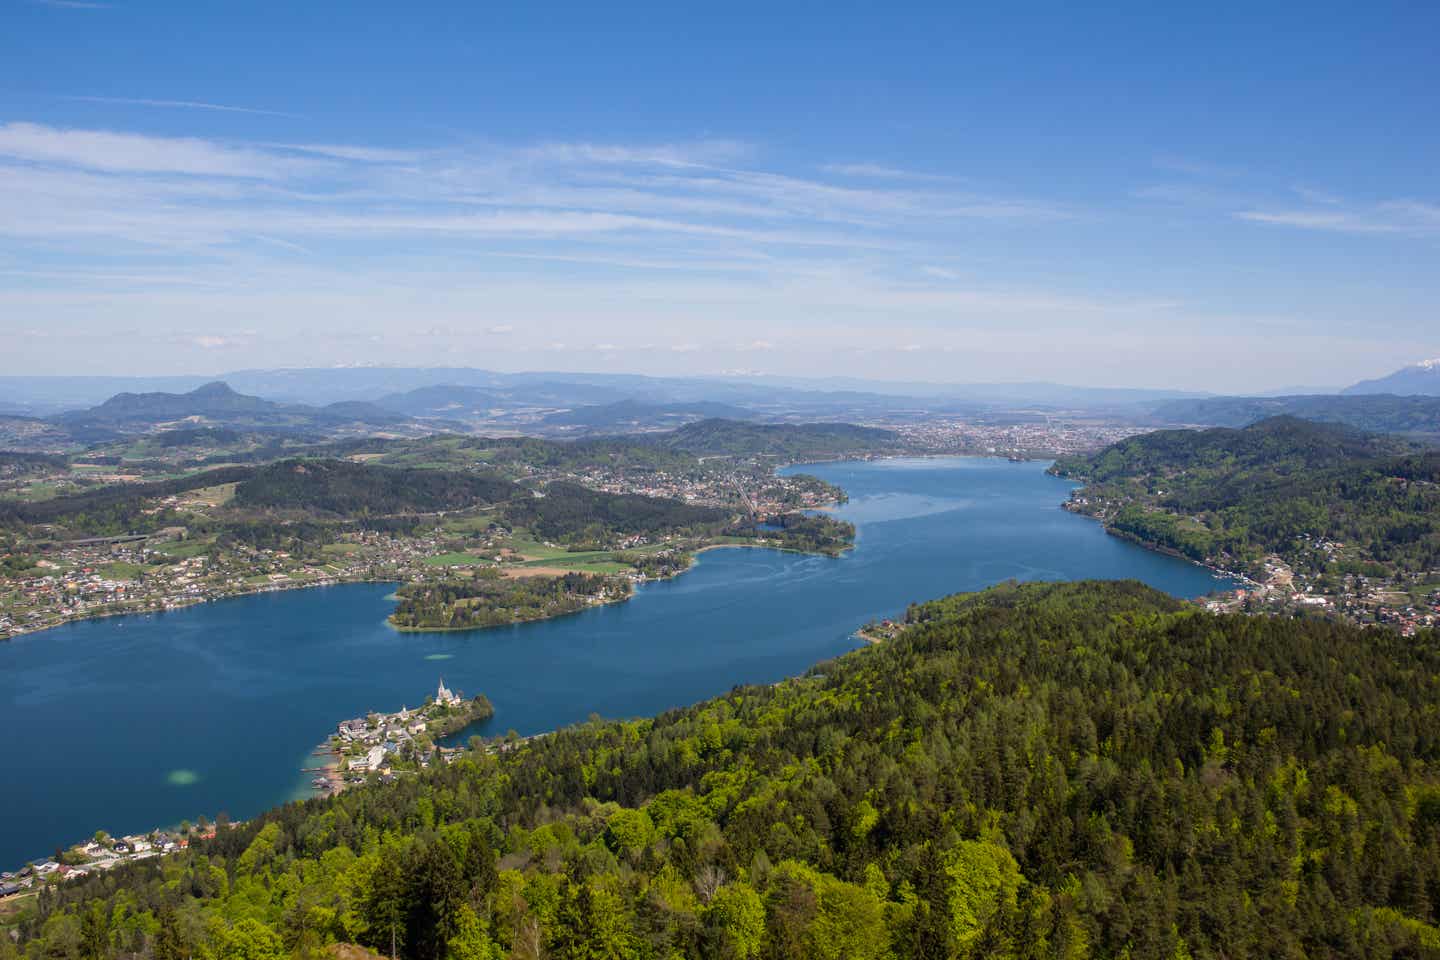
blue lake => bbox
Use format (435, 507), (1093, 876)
(1, 457), (1233, 866)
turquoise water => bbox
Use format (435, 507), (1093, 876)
(0, 458), (1232, 866)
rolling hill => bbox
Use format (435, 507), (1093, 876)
(660, 418), (900, 458)
(1052, 416), (1440, 578)
(46, 382), (422, 441)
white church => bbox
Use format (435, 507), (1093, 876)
(435, 677), (461, 706)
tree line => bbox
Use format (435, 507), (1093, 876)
(14, 579), (1440, 958)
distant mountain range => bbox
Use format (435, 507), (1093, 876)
(0, 367), (1212, 417)
(9, 382), (433, 447)
(1343, 359), (1440, 397)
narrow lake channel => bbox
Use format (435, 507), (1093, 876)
(2, 457), (1234, 866)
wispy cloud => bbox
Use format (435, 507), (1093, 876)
(1236, 200), (1440, 236)
(1134, 166), (1440, 240)
(276, 143), (422, 163)
(0, 122), (318, 177)
(2, 121), (1200, 380)
(822, 162), (954, 182)
(0, 123), (1065, 253)
(58, 96), (302, 119)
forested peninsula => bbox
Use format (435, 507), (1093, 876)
(389, 571), (632, 631)
(14, 580), (1440, 958)
(1052, 416), (1440, 625)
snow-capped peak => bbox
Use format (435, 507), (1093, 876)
(1416, 358), (1440, 370)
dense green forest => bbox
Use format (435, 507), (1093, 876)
(1052, 417), (1440, 577)
(231, 460), (516, 518)
(753, 513), (856, 556)
(364, 436), (706, 479)
(502, 483), (729, 545)
(13, 580), (1440, 959)
(660, 420), (900, 459)
(389, 570), (629, 630)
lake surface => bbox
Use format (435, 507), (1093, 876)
(1, 457), (1232, 866)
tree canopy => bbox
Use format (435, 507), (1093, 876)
(16, 579), (1440, 958)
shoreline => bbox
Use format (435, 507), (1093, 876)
(386, 584), (634, 632)
(1058, 501), (1253, 590)
(387, 534), (853, 633)
(0, 575), (398, 642)
(5, 464), (858, 643)
(4, 533), (853, 642)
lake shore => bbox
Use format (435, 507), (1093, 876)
(2, 457), (1239, 868)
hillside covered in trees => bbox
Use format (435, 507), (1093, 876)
(1051, 417), (1440, 580)
(660, 419), (900, 460)
(390, 570), (629, 630)
(231, 461), (516, 518)
(502, 482), (730, 544)
(14, 580), (1440, 959)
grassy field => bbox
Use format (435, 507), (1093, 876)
(2, 480), (75, 502)
(99, 561), (148, 580)
(518, 555), (631, 573)
(155, 538), (213, 558)
(423, 552), (493, 567)
(439, 513), (496, 535)
(177, 482), (238, 508)
(508, 538), (576, 561)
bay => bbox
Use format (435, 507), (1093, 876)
(1, 457), (1232, 866)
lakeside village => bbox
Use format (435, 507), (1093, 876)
(0, 680), (496, 901)
(0, 463), (844, 640)
(1196, 550), (1440, 637)
(319, 678), (495, 792)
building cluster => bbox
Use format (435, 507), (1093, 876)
(513, 461), (838, 514)
(1, 825), (230, 896)
(1202, 553), (1440, 635)
(894, 418), (1144, 457)
(327, 680), (470, 789)
(0, 527), (457, 639)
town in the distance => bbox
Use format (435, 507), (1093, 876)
(4, 363), (1439, 646)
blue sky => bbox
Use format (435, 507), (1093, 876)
(1, 1), (1437, 391)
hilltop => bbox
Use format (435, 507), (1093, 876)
(1053, 416), (1440, 623)
(40, 382), (422, 444)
